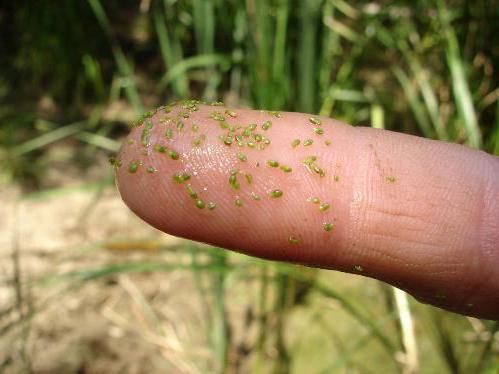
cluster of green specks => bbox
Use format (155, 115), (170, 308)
(109, 157), (122, 169)
(173, 172), (191, 184)
(302, 156), (325, 177)
(153, 144), (179, 160)
(307, 197), (331, 212)
(214, 114), (272, 151)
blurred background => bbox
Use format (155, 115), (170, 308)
(1, 0), (498, 373)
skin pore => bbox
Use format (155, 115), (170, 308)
(114, 100), (499, 320)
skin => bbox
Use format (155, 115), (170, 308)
(115, 102), (499, 320)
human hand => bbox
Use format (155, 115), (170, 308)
(113, 101), (499, 320)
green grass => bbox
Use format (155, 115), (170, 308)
(1, 0), (498, 372)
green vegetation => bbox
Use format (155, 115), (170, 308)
(1, 0), (498, 372)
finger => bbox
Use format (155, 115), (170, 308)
(114, 101), (499, 320)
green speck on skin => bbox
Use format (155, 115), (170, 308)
(173, 173), (191, 184)
(141, 121), (153, 146)
(208, 202), (217, 211)
(237, 152), (247, 162)
(308, 197), (320, 204)
(127, 138), (134, 145)
(288, 236), (300, 245)
(247, 141), (255, 148)
(309, 117), (322, 126)
(269, 190), (283, 198)
(269, 111), (282, 118)
(225, 109), (237, 118)
(267, 160), (279, 168)
(193, 135), (206, 147)
(354, 265), (364, 272)
(312, 164), (326, 177)
(254, 134), (263, 142)
(280, 165), (292, 173)
(319, 203), (330, 211)
(245, 173), (253, 184)
(334, 175), (340, 182)
(314, 127), (324, 135)
(165, 129), (173, 139)
(109, 157), (122, 168)
(235, 198), (244, 207)
(325, 140), (332, 146)
(186, 185), (198, 199)
(386, 176), (396, 183)
(303, 139), (314, 146)
(262, 120), (272, 131)
(229, 170), (240, 190)
(211, 112), (225, 121)
(195, 199), (206, 209)
(177, 121), (184, 131)
(219, 135), (233, 146)
(291, 139), (301, 148)
(154, 145), (167, 153)
(248, 123), (257, 131)
(192, 124), (199, 132)
(180, 111), (190, 118)
(251, 193), (261, 201)
(146, 167), (157, 174)
(129, 161), (140, 173)
(323, 223), (334, 232)
(168, 150), (180, 160)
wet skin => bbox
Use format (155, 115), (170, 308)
(115, 100), (499, 320)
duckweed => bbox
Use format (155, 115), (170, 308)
(146, 167), (157, 173)
(186, 185), (198, 199)
(225, 109), (237, 118)
(168, 150), (180, 160)
(303, 139), (314, 146)
(291, 139), (301, 148)
(323, 223), (334, 232)
(196, 199), (206, 209)
(129, 161), (140, 173)
(229, 170), (240, 190)
(208, 202), (217, 211)
(386, 176), (397, 183)
(309, 117), (322, 126)
(314, 127), (324, 135)
(280, 165), (292, 173)
(319, 203), (330, 211)
(269, 190), (283, 198)
(173, 172), (191, 184)
(262, 120), (272, 130)
(267, 160), (279, 168)
(235, 198), (244, 207)
(237, 152), (247, 162)
(354, 265), (364, 272)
